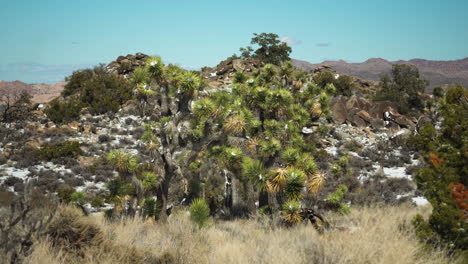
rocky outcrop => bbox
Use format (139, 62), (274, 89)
(201, 58), (264, 86)
(106, 53), (149, 76)
(331, 95), (416, 131)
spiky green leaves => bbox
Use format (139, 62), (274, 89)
(193, 98), (216, 120)
(177, 71), (205, 97)
(145, 56), (165, 82)
(131, 67), (150, 85)
(189, 199), (210, 228)
(233, 71), (247, 84)
(107, 150), (139, 174)
(282, 148), (301, 166)
(281, 200), (303, 225)
(222, 147), (244, 169)
(241, 157), (266, 189)
(285, 168), (306, 201)
(140, 171), (158, 190)
(223, 114), (247, 135)
(327, 184), (350, 215)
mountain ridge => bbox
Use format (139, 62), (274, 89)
(292, 57), (468, 89)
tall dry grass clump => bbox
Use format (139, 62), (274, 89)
(27, 204), (462, 264)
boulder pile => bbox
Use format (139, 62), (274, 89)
(106, 53), (149, 76)
(331, 95), (417, 132)
(201, 58), (264, 86)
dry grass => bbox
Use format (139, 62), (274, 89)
(26, 204), (461, 264)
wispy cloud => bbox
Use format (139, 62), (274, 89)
(281, 36), (302, 46)
(0, 62), (92, 84)
(316, 42), (332, 47)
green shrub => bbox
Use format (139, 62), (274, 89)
(313, 71), (335, 88)
(63, 68), (94, 96)
(281, 200), (303, 225)
(80, 73), (133, 115)
(57, 184), (75, 203)
(143, 198), (157, 217)
(70, 191), (86, 206)
(327, 185), (350, 215)
(37, 140), (83, 161)
(91, 196), (104, 208)
(189, 199), (210, 228)
(45, 97), (83, 124)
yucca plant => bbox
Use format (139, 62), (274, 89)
(145, 56), (165, 83)
(233, 71), (247, 84)
(192, 98), (216, 120)
(107, 150), (139, 174)
(285, 168), (306, 201)
(143, 197), (157, 217)
(267, 168), (288, 193)
(281, 200), (303, 225)
(140, 171), (158, 191)
(246, 137), (259, 154)
(222, 147), (244, 168)
(308, 101), (322, 118)
(307, 171), (326, 194)
(178, 71), (204, 97)
(223, 114), (247, 135)
(298, 154), (317, 175)
(189, 199), (210, 228)
(281, 147), (301, 166)
(258, 138), (281, 158)
(279, 61), (293, 85)
(325, 83), (337, 95)
(131, 67), (150, 85)
(259, 64), (276, 83)
(241, 157), (266, 189)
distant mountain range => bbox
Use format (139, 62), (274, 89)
(292, 57), (468, 90)
(0, 80), (65, 103)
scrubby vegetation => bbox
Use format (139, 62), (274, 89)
(1, 33), (467, 263)
(25, 205), (461, 264)
(375, 64), (429, 114)
(45, 65), (133, 123)
(411, 85), (467, 256)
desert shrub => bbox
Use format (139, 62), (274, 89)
(3, 176), (23, 187)
(90, 196), (104, 208)
(334, 74), (356, 96)
(57, 184), (75, 203)
(98, 134), (110, 143)
(143, 197), (157, 217)
(63, 68), (94, 96)
(313, 71), (335, 88)
(81, 73), (133, 115)
(45, 97), (83, 124)
(189, 199), (210, 228)
(412, 86), (467, 255)
(36, 140), (83, 161)
(343, 139), (363, 152)
(70, 191), (86, 204)
(374, 64), (428, 113)
(326, 184), (350, 215)
(281, 200), (303, 226)
(0, 187), (57, 263)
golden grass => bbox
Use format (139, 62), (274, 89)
(27, 204), (461, 264)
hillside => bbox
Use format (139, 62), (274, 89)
(0, 53), (466, 263)
(0, 80), (65, 103)
(293, 57), (468, 90)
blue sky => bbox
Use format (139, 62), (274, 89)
(1, 0), (467, 83)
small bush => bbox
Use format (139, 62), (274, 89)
(57, 184), (75, 203)
(36, 140), (83, 161)
(44, 97), (83, 124)
(98, 134), (110, 143)
(189, 199), (210, 228)
(70, 191), (86, 206)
